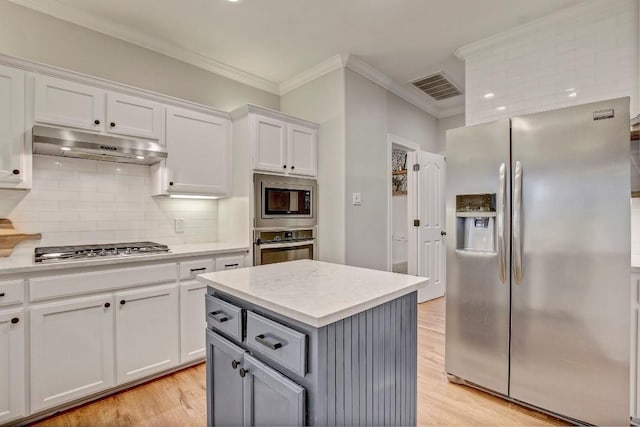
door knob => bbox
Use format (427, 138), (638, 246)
(239, 368), (248, 378)
(231, 360), (239, 369)
(441, 231), (447, 236)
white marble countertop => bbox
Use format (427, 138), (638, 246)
(0, 242), (250, 275)
(198, 259), (428, 328)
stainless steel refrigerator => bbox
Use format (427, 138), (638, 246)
(445, 98), (630, 425)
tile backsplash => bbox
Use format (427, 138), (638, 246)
(0, 155), (218, 255)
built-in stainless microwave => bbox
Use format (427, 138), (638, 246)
(254, 173), (317, 229)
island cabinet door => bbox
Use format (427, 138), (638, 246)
(206, 330), (246, 427)
(242, 354), (305, 427)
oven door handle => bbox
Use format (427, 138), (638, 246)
(255, 240), (315, 249)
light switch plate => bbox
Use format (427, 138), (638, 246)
(352, 192), (362, 206)
(175, 218), (184, 233)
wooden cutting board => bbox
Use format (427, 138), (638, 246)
(0, 219), (41, 257)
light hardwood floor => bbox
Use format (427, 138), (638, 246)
(33, 297), (566, 426)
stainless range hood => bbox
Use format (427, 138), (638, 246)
(32, 125), (167, 165)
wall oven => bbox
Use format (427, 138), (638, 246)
(254, 229), (316, 265)
(254, 173), (317, 229)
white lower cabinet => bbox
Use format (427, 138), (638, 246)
(115, 284), (179, 384)
(0, 309), (25, 424)
(180, 281), (208, 362)
(30, 294), (114, 412)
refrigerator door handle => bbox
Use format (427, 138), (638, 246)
(497, 162), (507, 283)
(513, 160), (523, 283)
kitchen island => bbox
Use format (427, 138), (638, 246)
(197, 259), (427, 427)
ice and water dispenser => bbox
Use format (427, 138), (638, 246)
(456, 193), (496, 253)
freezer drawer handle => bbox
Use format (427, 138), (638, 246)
(208, 310), (229, 323)
(513, 161), (523, 284)
(255, 334), (283, 350)
(497, 162), (507, 283)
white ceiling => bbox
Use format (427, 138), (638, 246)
(11, 0), (583, 114)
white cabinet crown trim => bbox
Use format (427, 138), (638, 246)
(230, 104), (319, 130)
(0, 53), (230, 121)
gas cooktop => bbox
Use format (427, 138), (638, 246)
(34, 241), (170, 263)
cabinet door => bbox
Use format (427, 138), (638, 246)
(206, 330), (245, 427)
(0, 309), (24, 424)
(242, 354), (305, 427)
(287, 124), (317, 177)
(115, 284), (179, 384)
(633, 274), (640, 419)
(0, 65), (25, 186)
(106, 92), (165, 142)
(34, 75), (105, 131)
(30, 294), (114, 412)
(165, 107), (231, 196)
(180, 281), (208, 363)
(252, 114), (287, 173)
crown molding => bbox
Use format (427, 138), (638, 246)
(7, 0), (280, 94)
(437, 104), (465, 118)
(344, 55), (442, 117)
(455, 0), (613, 60)
(279, 54), (348, 95)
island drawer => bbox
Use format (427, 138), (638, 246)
(246, 311), (307, 377)
(205, 294), (243, 341)
(0, 280), (24, 307)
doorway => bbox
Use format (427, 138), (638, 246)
(387, 134), (447, 303)
(387, 135), (418, 274)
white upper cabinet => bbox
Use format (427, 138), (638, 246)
(152, 107), (231, 197)
(0, 65), (26, 188)
(288, 123), (317, 177)
(35, 75), (105, 132)
(106, 92), (165, 143)
(233, 106), (318, 178)
(253, 114), (288, 173)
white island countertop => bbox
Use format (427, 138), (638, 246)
(197, 259), (428, 328)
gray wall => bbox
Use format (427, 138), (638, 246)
(0, 1), (279, 112)
(281, 69), (346, 264)
(344, 69), (437, 270)
(436, 113), (465, 155)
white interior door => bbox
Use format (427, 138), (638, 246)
(408, 151), (446, 303)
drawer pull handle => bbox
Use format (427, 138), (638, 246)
(239, 368), (248, 378)
(224, 263), (239, 268)
(209, 310), (229, 323)
(190, 267), (207, 273)
(0, 293), (4, 297)
(231, 360), (239, 370)
(255, 334), (283, 350)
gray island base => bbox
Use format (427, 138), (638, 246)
(198, 260), (426, 426)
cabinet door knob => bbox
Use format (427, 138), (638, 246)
(291, 166), (295, 170)
(231, 360), (239, 370)
(11, 317), (19, 324)
(169, 181), (174, 186)
(94, 119), (100, 125)
(12, 169), (20, 175)
(283, 165), (287, 169)
(239, 368), (248, 378)
(104, 302), (111, 308)
(120, 299), (126, 305)
(110, 122), (116, 127)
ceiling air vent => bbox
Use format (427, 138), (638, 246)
(411, 72), (462, 101)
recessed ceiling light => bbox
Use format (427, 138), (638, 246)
(136, 156), (145, 160)
(565, 88), (576, 92)
(483, 92), (495, 99)
(496, 106), (507, 111)
(568, 92), (577, 98)
(227, 0), (241, 3)
(60, 147), (71, 151)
